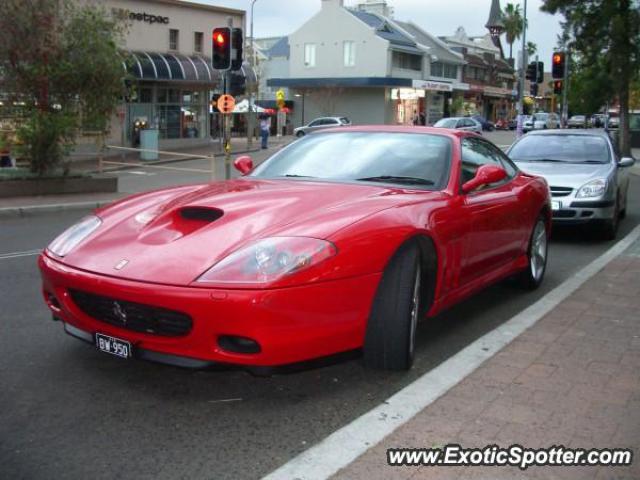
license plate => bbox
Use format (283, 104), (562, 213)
(96, 333), (131, 359)
(551, 201), (561, 211)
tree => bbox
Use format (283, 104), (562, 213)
(541, 0), (640, 155)
(503, 3), (525, 60)
(526, 41), (538, 58)
(0, 0), (127, 175)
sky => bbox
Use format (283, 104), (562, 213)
(200, 0), (564, 67)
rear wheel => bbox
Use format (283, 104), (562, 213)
(296, 131), (305, 138)
(363, 242), (421, 371)
(518, 217), (548, 290)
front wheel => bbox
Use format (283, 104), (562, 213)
(518, 217), (548, 290)
(295, 131), (305, 138)
(363, 242), (422, 371)
(599, 198), (619, 240)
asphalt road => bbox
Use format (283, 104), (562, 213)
(1, 148), (639, 480)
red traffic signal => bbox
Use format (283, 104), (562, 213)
(552, 51), (565, 79)
(553, 80), (563, 95)
(212, 27), (231, 70)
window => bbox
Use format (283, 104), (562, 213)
(194, 32), (203, 53)
(169, 29), (179, 51)
(304, 43), (316, 67)
(431, 62), (457, 79)
(461, 137), (508, 186)
(343, 41), (355, 67)
(392, 52), (422, 71)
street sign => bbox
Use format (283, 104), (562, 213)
(217, 94), (236, 114)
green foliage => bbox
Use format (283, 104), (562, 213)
(0, 0), (127, 175)
(526, 42), (537, 57)
(503, 3), (525, 60)
(541, 0), (640, 154)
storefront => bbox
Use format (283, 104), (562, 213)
(92, 0), (255, 150)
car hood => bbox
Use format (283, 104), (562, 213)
(514, 161), (613, 187)
(59, 178), (438, 286)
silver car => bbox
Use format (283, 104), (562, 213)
(294, 116), (351, 137)
(433, 117), (482, 134)
(508, 130), (635, 239)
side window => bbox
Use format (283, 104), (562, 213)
(308, 120), (321, 127)
(328, 119), (340, 125)
(480, 140), (518, 179)
(456, 119), (465, 129)
(460, 137), (504, 186)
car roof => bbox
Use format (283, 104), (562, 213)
(313, 124), (471, 139)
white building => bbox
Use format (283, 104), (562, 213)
(267, 0), (468, 126)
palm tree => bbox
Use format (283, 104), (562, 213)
(503, 3), (524, 60)
(527, 41), (538, 58)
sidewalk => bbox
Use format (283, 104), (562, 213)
(333, 237), (640, 479)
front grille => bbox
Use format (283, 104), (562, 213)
(550, 186), (573, 197)
(69, 289), (192, 337)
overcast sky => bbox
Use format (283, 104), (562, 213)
(200, 0), (563, 66)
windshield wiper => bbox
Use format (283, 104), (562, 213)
(517, 158), (568, 163)
(278, 174), (315, 178)
(356, 176), (435, 186)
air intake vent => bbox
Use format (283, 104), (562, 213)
(180, 207), (224, 222)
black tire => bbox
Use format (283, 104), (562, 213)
(600, 198), (619, 240)
(296, 131), (305, 138)
(363, 242), (422, 371)
(518, 216), (548, 290)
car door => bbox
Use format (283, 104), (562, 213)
(458, 136), (523, 285)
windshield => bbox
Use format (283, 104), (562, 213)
(250, 132), (452, 189)
(534, 113), (548, 121)
(434, 118), (458, 128)
(509, 135), (611, 164)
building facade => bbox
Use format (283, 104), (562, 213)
(267, 0), (469, 127)
(82, 0), (252, 150)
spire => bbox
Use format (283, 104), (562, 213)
(485, 0), (505, 36)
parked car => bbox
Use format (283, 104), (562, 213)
(568, 115), (588, 128)
(608, 116), (620, 129)
(434, 117), (482, 134)
(40, 126), (550, 372)
(591, 114), (608, 128)
(530, 112), (561, 130)
(294, 116), (351, 137)
(507, 130), (635, 239)
(471, 115), (495, 131)
(522, 115), (535, 132)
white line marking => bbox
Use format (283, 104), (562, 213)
(263, 225), (640, 480)
(0, 249), (42, 260)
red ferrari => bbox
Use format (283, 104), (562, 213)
(39, 126), (551, 372)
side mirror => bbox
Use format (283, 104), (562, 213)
(619, 157), (635, 168)
(462, 164), (507, 194)
(233, 155), (254, 175)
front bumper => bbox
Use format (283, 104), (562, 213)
(39, 254), (381, 368)
(551, 198), (616, 224)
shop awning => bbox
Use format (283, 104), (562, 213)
(124, 52), (257, 89)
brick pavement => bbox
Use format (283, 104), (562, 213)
(333, 244), (640, 480)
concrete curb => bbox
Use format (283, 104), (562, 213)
(0, 200), (117, 218)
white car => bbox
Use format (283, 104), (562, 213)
(294, 117), (351, 137)
(433, 117), (482, 134)
(531, 112), (561, 130)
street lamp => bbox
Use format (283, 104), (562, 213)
(247, 0), (259, 148)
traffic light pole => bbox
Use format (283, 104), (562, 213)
(224, 17), (233, 180)
(561, 49), (569, 128)
(517, 0), (527, 137)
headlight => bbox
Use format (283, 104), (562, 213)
(576, 179), (607, 198)
(47, 216), (102, 257)
(196, 237), (337, 285)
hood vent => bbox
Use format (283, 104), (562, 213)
(180, 207), (224, 223)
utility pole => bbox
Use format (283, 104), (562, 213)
(561, 48), (569, 128)
(224, 16), (233, 180)
(517, 0), (528, 137)
(247, 0), (258, 149)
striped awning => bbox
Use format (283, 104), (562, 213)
(124, 52), (257, 88)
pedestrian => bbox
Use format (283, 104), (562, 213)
(419, 111), (426, 126)
(260, 115), (271, 149)
(412, 110), (420, 126)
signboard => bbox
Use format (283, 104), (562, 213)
(412, 80), (453, 92)
(217, 95), (236, 114)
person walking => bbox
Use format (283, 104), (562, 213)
(260, 115), (271, 149)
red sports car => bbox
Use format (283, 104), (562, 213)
(39, 126), (551, 372)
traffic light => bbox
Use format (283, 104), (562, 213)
(536, 61), (544, 84)
(229, 71), (246, 96)
(552, 52), (565, 79)
(530, 83), (539, 97)
(210, 94), (221, 112)
(526, 62), (537, 81)
(553, 80), (563, 95)
(231, 28), (243, 71)
(212, 27), (231, 70)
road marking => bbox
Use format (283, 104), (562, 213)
(0, 249), (42, 260)
(263, 224), (640, 480)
